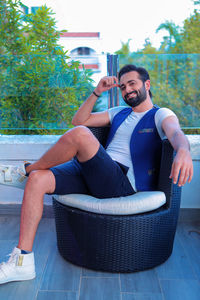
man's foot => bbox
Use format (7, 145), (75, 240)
(0, 163), (28, 189)
(0, 247), (36, 284)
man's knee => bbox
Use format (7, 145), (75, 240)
(61, 126), (96, 146)
(27, 170), (55, 194)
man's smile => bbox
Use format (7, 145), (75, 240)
(125, 90), (138, 100)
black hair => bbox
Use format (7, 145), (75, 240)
(118, 64), (152, 98)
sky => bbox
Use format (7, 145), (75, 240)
(23, 0), (196, 53)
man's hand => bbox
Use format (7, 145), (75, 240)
(169, 147), (193, 187)
(162, 115), (193, 187)
(94, 76), (119, 96)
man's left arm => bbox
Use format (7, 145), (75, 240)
(162, 115), (193, 187)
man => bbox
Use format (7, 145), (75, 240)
(0, 64), (193, 284)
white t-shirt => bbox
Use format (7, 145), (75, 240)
(106, 106), (176, 191)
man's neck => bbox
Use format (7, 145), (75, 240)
(131, 98), (153, 113)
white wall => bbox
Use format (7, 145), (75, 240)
(0, 135), (199, 208)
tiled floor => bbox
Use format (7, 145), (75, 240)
(0, 215), (200, 300)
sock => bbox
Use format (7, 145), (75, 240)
(16, 247), (31, 254)
(21, 249), (31, 254)
(24, 162), (31, 177)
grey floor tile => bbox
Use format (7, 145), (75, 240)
(121, 292), (163, 300)
(37, 290), (78, 300)
(177, 222), (200, 280)
(37, 217), (56, 234)
(155, 233), (196, 280)
(0, 240), (19, 260)
(79, 277), (121, 300)
(40, 245), (81, 291)
(120, 269), (161, 293)
(0, 215), (20, 240)
(160, 279), (200, 300)
(1, 216), (199, 300)
(82, 267), (119, 278)
(0, 280), (38, 300)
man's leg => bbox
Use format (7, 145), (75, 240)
(26, 126), (100, 174)
(0, 170), (54, 284)
(0, 126), (100, 189)
(0, 158), (89, 284)
(18, 170), (55, 252)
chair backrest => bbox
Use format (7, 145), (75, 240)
(88, 126), (110, 147)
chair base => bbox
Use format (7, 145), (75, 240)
(53, 198), (177, 272)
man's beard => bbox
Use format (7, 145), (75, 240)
(123, 84), (147, 108)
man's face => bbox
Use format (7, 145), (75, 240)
(119, 71), (148, 108)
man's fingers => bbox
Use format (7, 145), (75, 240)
(188, 168), (193, 183)
(113, 76), (118, 84)
(177, 167), (187, 186)
(169, 161), (179, 184)
(170, 163), (193, 186)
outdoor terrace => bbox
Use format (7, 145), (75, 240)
(0, 134), (200, 300)
(0, 53), (200, 300)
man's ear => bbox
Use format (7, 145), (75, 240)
(145, 79), (150, 91)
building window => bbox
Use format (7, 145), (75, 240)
(77, 47), (90, 55)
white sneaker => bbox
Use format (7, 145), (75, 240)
(0, 247), (36, 284)
(0, 163), (28, 189)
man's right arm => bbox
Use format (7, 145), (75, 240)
(72, 76), (118, 127)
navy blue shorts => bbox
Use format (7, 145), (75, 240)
(50, 145), (135, 199)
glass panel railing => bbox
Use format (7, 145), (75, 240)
(118, 53), (200, 130)
(1, 53), (199, 134)
(0, 54), (108, 134)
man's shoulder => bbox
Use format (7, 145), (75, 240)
(108, 106), (127, 113)
(108, 106), (128, 122)
(155, 107), (176, 117)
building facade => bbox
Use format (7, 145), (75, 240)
(21, 1), (107, 84)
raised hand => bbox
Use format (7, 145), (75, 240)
(94, 76), (119, 96)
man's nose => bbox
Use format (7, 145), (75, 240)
(126, 85), (132, 94)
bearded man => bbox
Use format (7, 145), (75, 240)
(0, 64), (193, 284)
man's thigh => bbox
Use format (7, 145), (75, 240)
(50, 160), (89, 195)
(78, 145), (135, 198)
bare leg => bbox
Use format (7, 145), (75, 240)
(17, 170), (55, 252)
(17, 126), (99, 252)
(26, 126), (99, 174)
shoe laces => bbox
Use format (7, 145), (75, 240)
(0, 251), (18, 268)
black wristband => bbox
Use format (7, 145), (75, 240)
(93, 90), (100, 97)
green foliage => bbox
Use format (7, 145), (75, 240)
(115, 4), (200, 129)
(0, 0), (94, 134)
(182, 10), (200, 53)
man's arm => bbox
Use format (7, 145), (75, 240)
(72, 76), (118, 127)
(162, 115), (193, 187)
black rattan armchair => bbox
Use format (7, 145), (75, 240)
(53, 126), (182, 272)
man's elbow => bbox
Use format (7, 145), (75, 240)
(71, 118), (86, 126)
(71, 118), (78, 126)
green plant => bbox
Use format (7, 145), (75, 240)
(0, 0), (94, 134)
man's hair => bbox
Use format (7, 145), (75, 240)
(118, 64), (152, 98)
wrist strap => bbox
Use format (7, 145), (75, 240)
(93, 90), (100, 97)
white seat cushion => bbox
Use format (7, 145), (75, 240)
(54, 191), (166, 215)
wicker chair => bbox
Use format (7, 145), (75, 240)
(53, 126), (182, 272)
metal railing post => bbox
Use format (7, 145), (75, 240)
(107, 54), (119, 108)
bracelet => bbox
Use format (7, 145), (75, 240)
(93, 90), (100, 97)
